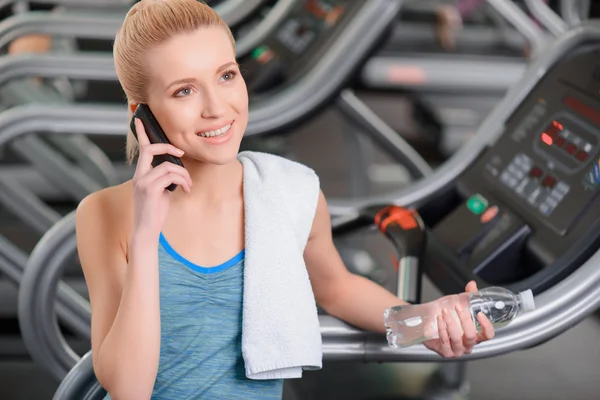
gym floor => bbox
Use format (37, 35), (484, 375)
(1, 93), (599, 399)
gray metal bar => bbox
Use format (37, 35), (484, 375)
(326, 23), (600, 217)
(0, 0), (273, 52)
(235, 0), (297, 57)
(15, 0), (130, 7)
(0, 233), (90, 341)
(0, 175), (59, 233)
(525, 0), (568, 36)
(214, 0), (265, 27)
(360, 55), (526, 93)
(335, 89), (433, 179)
(0, 53), (117, 84)
(397, 256), (419, 303)
(18, 211), (90, 381)
(0, 11), (122, 50)
(10, 135), (102, 201)
(485, 0), (548, 57)
(0, 163), (133, 201)
(45, 134), (120, 188)
(560, 0), (590, 28)
(385, 21), (528, 53)
(0, 79), (119, 188)
(53, 352), (105, 400)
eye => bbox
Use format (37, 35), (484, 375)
(220, 69), (237, 82)
(174, 86), (193, 97)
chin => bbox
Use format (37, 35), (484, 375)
(187, 147), (241, 166)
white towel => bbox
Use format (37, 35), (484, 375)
(237, 151), (323, 380)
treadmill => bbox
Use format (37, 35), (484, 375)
(13, 15), (600, 400)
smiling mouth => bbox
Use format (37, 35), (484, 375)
(196, 121), (233, 138)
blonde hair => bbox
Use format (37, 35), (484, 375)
(113, 0), (235, 164)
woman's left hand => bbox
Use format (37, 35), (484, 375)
(423, 280), (495, 358)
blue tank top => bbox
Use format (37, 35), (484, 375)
(103, 234), (284, 399)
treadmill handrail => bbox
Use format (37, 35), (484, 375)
(0, 1), (286, 56)
(524, 0), (568, 36)
(486, 0), (548, 58)
(0, 11), (122, 50)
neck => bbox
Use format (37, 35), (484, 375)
(171, 156), (243, 204)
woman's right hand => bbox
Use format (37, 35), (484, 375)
(131, 118), (192, 236)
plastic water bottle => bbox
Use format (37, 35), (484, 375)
(383, 287), (535, 348)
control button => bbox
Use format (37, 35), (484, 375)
(529, 166), (543, 178)
(565, 142), (577, 155)
(576, 150), (588, 162)
(555, 181), (570, 195)
(516, 178), (539, 198)
(527, 187), (543, 206)
(507, 164), (525, 179)
(466, 194), (488, 215)
(555, 136), (566, 148)
(486, 163), (499, 177)
(541, 175), (557, 188)
(584, 143), (593, 152)
(545, 196), (559, 208)
(539, 202), (553, 216)
(480, 206), (499, 224)
(251, 45), (275, 64)
(500, 172), (518, 189)
(514, 154), (532, 168)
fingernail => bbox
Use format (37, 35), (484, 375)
(443, 308), (449, 316)
(455, 304), (462, 313)
(176, 149), (184, 155)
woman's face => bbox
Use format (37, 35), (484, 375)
(143, 26), (247, 165)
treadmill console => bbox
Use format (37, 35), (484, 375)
(239, 0), (361, 93)
(427, 45), (600, 294)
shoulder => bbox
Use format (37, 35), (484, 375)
(76, 181), (134, 249)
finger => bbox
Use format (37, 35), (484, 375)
(143, 161), (192, 188)
(137, 144), (185, 172)
(455, 304), (477, 353)
(138, 170), (191, 194)
(443, 308), (464, 356)
(475, 312), (495, 343)
(465, 280), (478, 293)
(155, 172), (191, 193)
(436, 314), (453, 357)
(134, 118), (151, 146)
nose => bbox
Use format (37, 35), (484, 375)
(201, 87), (226, 119)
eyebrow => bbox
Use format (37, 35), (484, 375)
(166, 62), (240, 90)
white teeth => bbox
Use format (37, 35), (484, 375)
(197, 123), (231, 138)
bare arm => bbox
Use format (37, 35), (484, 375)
(304, 190), (496, 357)
(77, 191), (161, 400)
(304, 191), (404, 334)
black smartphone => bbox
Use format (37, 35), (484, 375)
(130, 104), (184, 192)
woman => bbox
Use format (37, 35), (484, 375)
(75, 1), (495, 399)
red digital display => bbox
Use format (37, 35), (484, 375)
(563, 95), (600, 127)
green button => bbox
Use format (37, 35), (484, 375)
(466, 194), (488, 215)
(252, 45), (268, 60)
